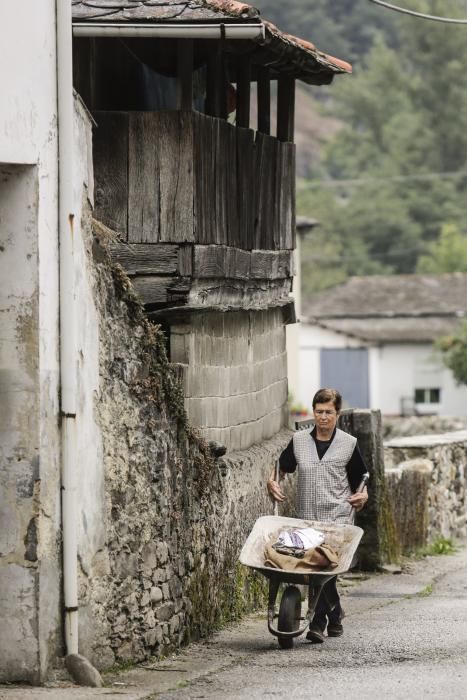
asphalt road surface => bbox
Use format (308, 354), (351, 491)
(157, 555), (467, 700)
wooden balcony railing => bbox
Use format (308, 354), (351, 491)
(93, 110), (295, 252)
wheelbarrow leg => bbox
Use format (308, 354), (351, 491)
(267, 577), (280, 631)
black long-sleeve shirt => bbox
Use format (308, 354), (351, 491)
(279, 427), (368, 493)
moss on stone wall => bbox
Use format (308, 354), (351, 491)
(111, 261), (215, 494)
(379, 485), (401, 564)
(85, 229), (282, 668)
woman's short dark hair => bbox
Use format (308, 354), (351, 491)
(312, 388), (342, 412)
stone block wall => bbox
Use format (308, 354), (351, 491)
(385, 431), (467, 550)
(173, 310), (289, 452)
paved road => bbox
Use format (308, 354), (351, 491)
(157, 554), (467, 700)
(1, 549), (466, 700)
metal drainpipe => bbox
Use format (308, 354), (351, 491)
(56, 0), (79, 658)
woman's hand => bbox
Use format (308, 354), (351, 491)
(347, 488), (368, 512)
(267, 478), (286, 503)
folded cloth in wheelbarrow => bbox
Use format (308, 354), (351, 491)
(264, 542), (339, 571)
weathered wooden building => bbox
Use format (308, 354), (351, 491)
(72, 0), (351, 451)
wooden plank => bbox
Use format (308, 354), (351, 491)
(178, 245), (193, 276)
(215, 119), (229, 245)
(176, 39), (193, 111)
(128, 112), (160, 243)
(193, 245), (252, 279)
(236, 127), (255, 250)
(158, 111), (194, 242)
(109, 243), (179, 275)
(236, 57), (251, 128)
(226, 247), (251, 279)
(253, 131), (265, 249)
(226, 121), (239, 247)
(249, 250), (272, 279)
(257, 66), (270, 135)
(255, 132), (276, 250)
(250, 250), (294, 279)
(192, 246), (293, 279)
(93, 111), (128, 239)
(273, 138), (282, 250)
(279, 142), (296, 249)
(277, 76), (295, 143)
(193, 245), (226, 277)
(194, 112), (216, 244)
(132, 275), (191, 307)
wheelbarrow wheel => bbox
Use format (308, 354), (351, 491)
(277, 585), (302, 649)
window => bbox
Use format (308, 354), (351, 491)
(414, 388), (441, 404)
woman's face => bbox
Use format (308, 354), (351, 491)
(313, 401), (338, 433)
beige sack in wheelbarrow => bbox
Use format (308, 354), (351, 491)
(264, 543), (339, 572)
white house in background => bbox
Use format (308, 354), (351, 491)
(299, 273), (467, 417)
(286, 217), (318, 403)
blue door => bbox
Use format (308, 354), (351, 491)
(320, 348), (369, 409)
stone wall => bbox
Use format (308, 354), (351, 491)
(172, 309), (289, 453)
(385, 431), (467, 551)
(339, 409), (399, 570)
(77, 225), (291, 668)
(383, 415), (467, 441)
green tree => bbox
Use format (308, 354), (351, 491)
(417, 224), (467, 273)
(298, 1), (467, 287)
(437, 322), (467, 385)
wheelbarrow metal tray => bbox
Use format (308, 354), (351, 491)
(239, 515), (363, 580)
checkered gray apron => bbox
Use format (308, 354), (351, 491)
(292, 428), (357, 524)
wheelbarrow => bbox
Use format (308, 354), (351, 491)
(239, 515), (363, 648)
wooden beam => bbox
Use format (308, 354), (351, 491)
(257, 66), (270, 135)
(277, 76), (295, 143)
(176, 39), (193, 111)
(236, 56), (251, 128)
(109, 243), (179, 275)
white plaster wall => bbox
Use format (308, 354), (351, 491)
(72, 99), (107, 581)
(0, 0), (61, 682)
(0, 164), (40, 682)
(379, 344), (467, 417)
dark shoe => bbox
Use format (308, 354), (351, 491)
(306, 625), (325, 644)
(327, 622), (343, 637)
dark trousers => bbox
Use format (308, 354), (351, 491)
(312, 577), (342, 630)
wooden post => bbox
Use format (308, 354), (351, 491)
(205, 46), (227, 118)
(277, 76), (295, 142)
(257, 65), (270, 135)
(176, 39), (193, 111)
(236, 56), (251, 128)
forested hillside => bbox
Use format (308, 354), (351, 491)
(256, 0), (467, 292)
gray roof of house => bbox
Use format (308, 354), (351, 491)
(302, 273), (467, 343)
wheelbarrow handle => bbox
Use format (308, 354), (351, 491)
(356, 471), (370, 493)
(273, 459), (280, 516)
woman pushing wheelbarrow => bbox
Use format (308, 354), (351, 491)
(240, 388), (369, 648)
